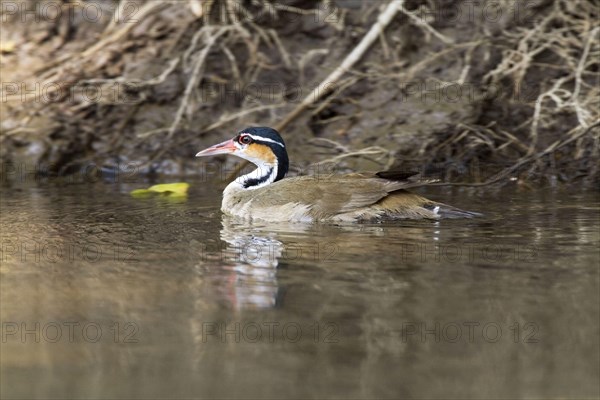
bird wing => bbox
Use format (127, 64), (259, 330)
(252, 173), (434, 218)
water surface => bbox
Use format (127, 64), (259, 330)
(1, 180), (599, 399)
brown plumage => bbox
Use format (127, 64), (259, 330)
(196, 127), (481, 223)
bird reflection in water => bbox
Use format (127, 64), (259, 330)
(200, 216), (297, 310)
(198, 211), (446, 310)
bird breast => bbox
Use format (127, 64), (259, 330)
(222, 182), (314, 222)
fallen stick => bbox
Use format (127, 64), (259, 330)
(226, 0), (406, 180)
(168, 26), (231, 139)
(275, 0), (405, 132)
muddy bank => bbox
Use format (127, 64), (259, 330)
(1, 0), (598, 186)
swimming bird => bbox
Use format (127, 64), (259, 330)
(196, 127), (481, 222)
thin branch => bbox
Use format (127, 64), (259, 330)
(167, 26), (231, 139)
(429, 120), (600, 187)
(275, 0), (406, 132)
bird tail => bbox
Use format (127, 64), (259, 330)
(430, 203), (483, 219)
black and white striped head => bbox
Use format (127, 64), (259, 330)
(196, 127), (289, 189)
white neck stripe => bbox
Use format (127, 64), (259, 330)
(234, 160), (278, 190)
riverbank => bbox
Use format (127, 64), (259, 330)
(1, 0), (598, 187)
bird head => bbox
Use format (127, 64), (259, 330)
(196, 127), (289, 188)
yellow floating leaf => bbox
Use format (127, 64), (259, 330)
(130, 182), (190, 198)
(0, 41), (15, 53)
(130, 189), (154, 198)
(147, 182), (189, 195)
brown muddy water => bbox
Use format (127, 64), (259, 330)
(1, 178), (599, 399)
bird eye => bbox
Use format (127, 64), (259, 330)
(239, 135), (252, 145)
